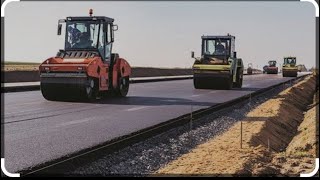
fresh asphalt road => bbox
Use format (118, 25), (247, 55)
(2, 74), (302, 173)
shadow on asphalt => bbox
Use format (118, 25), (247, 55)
(95, 96), (216, 107)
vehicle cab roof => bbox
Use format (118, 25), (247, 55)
(201, 35), (235, 39)
(66, 16), (114, 23)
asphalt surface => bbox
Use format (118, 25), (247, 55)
(70, 82), (289, 175)
(2, 74), (302, 173)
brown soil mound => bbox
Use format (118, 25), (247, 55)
(250, 76), (316, 152)
(271, 89), (318, 175)
(156, 75), (317, 176)
(238, 76), (317, 176)
(286, 106), (317, 157)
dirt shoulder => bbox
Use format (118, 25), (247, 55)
(271, 103), (317, 175)
(156, 75), (317, 176)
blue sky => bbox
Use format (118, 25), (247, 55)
(4, 1), (316, 69)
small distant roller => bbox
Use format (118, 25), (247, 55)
(265, 60), (278, 74)
(247, 63), (253, 75)
(39, 10), (131, 101)
(191, 34), (244, 89)
(282, 57), (298, 77)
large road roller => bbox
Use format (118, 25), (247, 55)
(282, 56), (298, 77)
(265, 60), (278, 74)
(191, 34), (244, 89)
(39, 10), (131, 101)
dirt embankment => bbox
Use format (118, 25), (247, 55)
(156, 75), (317, 176)
(2, 67), (192, 83)
(270, 101), (318, 175)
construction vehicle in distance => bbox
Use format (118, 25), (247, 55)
(247, 63), (253, 75)
(282, 56), (298, 77)
(191, 34), (244, 89)
(297, 64), (307, 72)
(39, 10), (131, 101)
(265, 60), (278, 74)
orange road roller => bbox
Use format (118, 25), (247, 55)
(39, 10), (131, 101)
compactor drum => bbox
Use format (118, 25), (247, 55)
(39, 10), (131, 101)
(191, 34), (244, 89)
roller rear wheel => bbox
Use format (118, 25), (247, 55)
(233, 71), (243, 88)
(83, 78), (96, 100)
(115, 76), (129, 97)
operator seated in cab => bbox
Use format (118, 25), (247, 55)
(66, 25), (94, 49)
(66, 26), (81, 48)
(215, 41), (226, 54)
(74, 32), (93, 48)
(202, 40), (228, 64)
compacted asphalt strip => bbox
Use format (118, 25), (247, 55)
(2, 73), (304, 173)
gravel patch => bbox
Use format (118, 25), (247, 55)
(68, 84), (293, 176)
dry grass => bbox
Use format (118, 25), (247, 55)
(2, 62), (40, 71)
